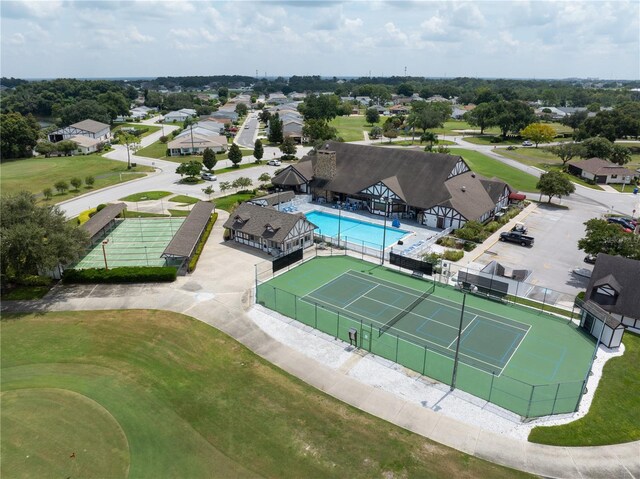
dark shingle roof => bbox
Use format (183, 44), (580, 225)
(162, 202), (215, 258)
(70, 119), (110, 133)
(568, 158), (636, 177)
(248, 190), (295, 207)
(272, 166), (309, 186)
(81, 203), (126, 239)
(284, 141), (508, 220)
(585, 254), (640, 318)
(223, 203), (314, 243)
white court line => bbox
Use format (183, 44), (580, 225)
(344, 284), (379, 309)
(498, 325), (532, 377)
(362, 295), (459, 332)
(447, 314), (478, 349)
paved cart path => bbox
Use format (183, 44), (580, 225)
(2, 210), (639, 479)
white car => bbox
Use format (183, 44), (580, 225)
(201, 172), (217, 181)
(572, 267), (592, 278)
(522, 140), (533, 147)
(267, 159), (281, 166)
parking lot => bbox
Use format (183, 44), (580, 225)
(474, 200), (597, 299)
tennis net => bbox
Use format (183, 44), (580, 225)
(378, 280), (435, 336)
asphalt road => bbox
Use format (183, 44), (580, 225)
(235, 112), (260, 148)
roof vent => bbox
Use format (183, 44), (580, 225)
(471, 173), (476, 178)
(461, 186), (466, 192)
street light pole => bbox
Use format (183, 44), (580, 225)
(337, 203), (342, 248)
(381, 195), (389, 265)
(450, 292), (467, 390)
(102, 240), (109, 270)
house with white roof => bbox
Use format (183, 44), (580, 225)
(48, 119), (111, 143)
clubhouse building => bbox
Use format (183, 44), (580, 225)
(271, 142), (513, 230)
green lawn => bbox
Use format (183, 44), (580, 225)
(135, 140), (167, 159)
(168, 209), (191, 217)
(119, 191), (172, 201)
(136, 140), (253, 163)
(378, 139), (457, 147)
(0, 156), (154, 204)
(0, 311), (531, 478)
(215, 192), (256, 211)
(122, 210), (168, 218)
(168, 194), (199, 204)
(606, 183), (638, 192)
(448, 148), (540, 192)
(1, 285), (52, 301)
(112, 123), (161, 138)
(329, 116), (370, 142)
(529, 332), (640, 446)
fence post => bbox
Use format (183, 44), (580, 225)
(488, 372), (495, 403)
(274, 287), (277, 310)
(314, 303), (318, 328)
(551, 383), (560, 415)
(294, 293), (297, 319)
(395, 334), (399, 362)
(526, 385), (536, 418)
(514, 280), (520, 305)
(336, 312), (340, 339)
(541, 288), (548, 313)
(422, 345), (428, 375)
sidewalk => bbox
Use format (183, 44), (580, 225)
(2, 216), (638, 478)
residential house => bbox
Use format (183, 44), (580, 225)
(208, 110), (239, 122)
(389, 104), (410, 115)
(223, 202), (316, 256)
(567, 158), (637, 185)
(68, 135), (102, 154)
(167, 130), (228, 156)
(267, 92), (288, 104)
(48, 119), (111, 143)
(163, 109), (197, 122)
(577, 253), (640, 348)
(271, 141), (512, 229)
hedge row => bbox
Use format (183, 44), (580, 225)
(188, 213), (218, 273)
(62, 266), (177, 284)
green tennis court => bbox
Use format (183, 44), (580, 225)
(75, 218), (185, 269)
(257, 255), (596, 418)
(304, 270), (529, 375)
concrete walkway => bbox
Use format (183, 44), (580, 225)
(2, 211), (639, 478)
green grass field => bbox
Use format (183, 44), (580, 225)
(528, 332), (640, 446)
(1, 310), (531, 478)
(215, 192), (256, 211)
(1, 156), (154, 203)
(329, 115), (370, 142)
(168, 194), (199, 204)
(448, 148), (540, 192)
(112, 123), (161, 138)
(119, 191), (172, 201)
(136, 140), (253, 163)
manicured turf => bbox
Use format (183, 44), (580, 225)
(528, 332), (640, 446)
(119, 191), (172, 201)
(215, 192), (256, 211)
(0, 156), (153, 203)
(0, 285), (52, 301)
(136, 140), (253, 163)
(448, 148), (540, 192)
(167, 209), (191, 217)
(168, 194), (199, 204)
(1, 310), (532, 478)
(112, 123), (161, 138)
(329, 116), (370, 141)
(135, 140), (167, 159)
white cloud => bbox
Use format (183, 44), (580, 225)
(128, 27), (154, 44)
(8, 32), (25, 45)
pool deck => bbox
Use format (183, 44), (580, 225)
(296, 201), (441, 255)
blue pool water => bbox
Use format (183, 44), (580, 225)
(305, 210), (410, 248)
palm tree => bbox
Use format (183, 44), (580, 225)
(421, 131), (439, 152)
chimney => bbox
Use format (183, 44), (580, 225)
(461, 186), (466, 192)
(314, 147), (337, 181)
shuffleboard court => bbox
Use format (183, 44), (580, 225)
(304, 270), (529, 375)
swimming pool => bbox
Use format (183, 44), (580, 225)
(305, 210), (411, 248)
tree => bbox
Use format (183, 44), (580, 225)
(258, 173), (271, 188)
(0, 112), (40, 159)
(232, 177), (253, 191)
(42, 188), (53, 202)
(580, 137), (614, 160)
(464, 103), (495, 135)
(258, 110), (271, 124)
(70, 177), (82, 191)
(228, 143), (243, 167)
(298, 94), (339, 122)
(370, 125), (383, 139)
(202, 185), (214, 200)
(56, 99), (111, 125)
(267, 113), (284, 143)
(421, 131), (439, 151)
(175, 160), (202, 180)
(56, 140), (77, 156)
(220, 181), (231, 194)
(578, 218), (640, 260)
(561, 110), (588, 132)
(536, 171), (575, 203)
(279, 137), (297, 160)
(0, 192), (89, 282)
(85, 176), (95, 188)
(549, 143), (585, 167)
(383, 129), (398, 143)
(202, 148), (217, 171)
(365, 107), (380, 125)
(217, 87), (229, 100)
(397, 83), (414, 96)
(610, 144), (632, 166)
(253, 139), (264, 163)
(302, 119), (337, 142)
(520, 123), (556, 147)
(119, 131), (140, 169)
(235, 103), (248, 116)
(54, 180), (69, 194)
(35, 141), (56, 158)
(492, 100), (535, 138)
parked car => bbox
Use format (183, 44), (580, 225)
(584, 254), (597, 264)
(573, 267), (592, 278)
(522, 140), (533, 147)
(607, 217), (634, 230)
(499, 231), (535, 247)
(201, 172), (217, 181)
(267, 159), (281, 166)
(511, 222), (528, 234)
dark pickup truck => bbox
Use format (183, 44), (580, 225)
(499, 231), (535, 247)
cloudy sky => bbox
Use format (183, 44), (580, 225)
(1, 0), (638, 80)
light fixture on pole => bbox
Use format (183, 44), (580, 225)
(337, 201), (342, 248)
(450, 292), (467, 390)
(102, 240), (110, 270)
(381, 195), (389, 265)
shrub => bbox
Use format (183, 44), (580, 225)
(485, 221), (501, 233)
(70, 177), (82, 190)
(17, 274), (52, 286)
(443, 250), (464, 262)
(437, 236), (457, 248)
(188, 213), (218, 273)
(160, 135), (168, 143)
(489, 136), (503, 143)
(79, 207), (98, 224)
(62, 266), (177, 284)
(96, 204), (107, 212)
(454, 221), (488, 243)
(85, 176), (95, 187)
(462, 242), (476, 252)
